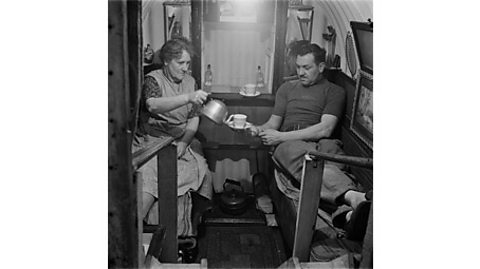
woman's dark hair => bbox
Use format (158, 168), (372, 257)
(288, 40), (326, 65)
(159, 37), (194, 65)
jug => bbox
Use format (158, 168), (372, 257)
(201, 98), (233, 125)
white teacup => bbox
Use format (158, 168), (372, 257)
(226, 114), (247, 128)
(243, 83), (256, 95)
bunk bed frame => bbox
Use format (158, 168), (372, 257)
(271, 150), (373, 265)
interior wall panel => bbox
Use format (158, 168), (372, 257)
(203, 26), (271, 89)
(306, 0), (373, 77)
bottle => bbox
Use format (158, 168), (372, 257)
(144, 44), (154, 63)
(171, 21), (182, 39)
(256, 65), (265, 91)
(204, 64), (213, 92)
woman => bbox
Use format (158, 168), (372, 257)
(133, 37), (212, 238)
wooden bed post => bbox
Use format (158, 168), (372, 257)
(108, 0), (141, 267)
(360, 205), (373, 268)
(272, 0), (289, 94)
(191, 0), (203, 88)
(157, 144), (178, 262)
(292, 155), (324, 262)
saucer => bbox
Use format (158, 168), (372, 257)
(227, 121), (252, 130)
(239, 90), (261, 97)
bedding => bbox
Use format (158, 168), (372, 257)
(269, 158), (363, 262)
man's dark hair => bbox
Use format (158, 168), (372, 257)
(288, 40), (326, 65)
(159, 37), (194, 65)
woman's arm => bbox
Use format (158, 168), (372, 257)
(142, 76), (209, 114)
(146, 91), (208, 114)
(176, 116), (199, 158)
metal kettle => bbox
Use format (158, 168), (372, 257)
(219, 179), (249, 215)
(201, 98), (230, 125)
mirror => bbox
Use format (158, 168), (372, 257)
(163, 1), (191, 41)
(201, 0), (276, 94)
(284, 4), (314, 79)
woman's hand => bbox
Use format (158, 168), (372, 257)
(259, 129), (284, 146)
(176, 141), (188, 159)
(187, 90), (209, 105)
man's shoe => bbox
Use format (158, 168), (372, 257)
(345, 200), (371, 241)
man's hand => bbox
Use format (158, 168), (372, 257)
(247, 125), (262, 136)
(176, 141), (188, 159)
(259, 129), (284, 146)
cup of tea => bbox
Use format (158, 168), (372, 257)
(234, 114), (247, 128)
(243, 84), (256, 95)
(226, 114), (247, 128)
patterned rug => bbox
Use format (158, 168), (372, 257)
(195, 194), (287, 268)
(196, 225), (286, 268)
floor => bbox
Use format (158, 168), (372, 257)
(194, 194), (287, 268)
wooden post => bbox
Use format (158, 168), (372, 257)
(272, 0), (289, 94)
(157, 144), (178, 262)
(127, 0), (143, 138)
(108, 0), (138, 267)
(292, 155), (324, 262)
(360, 205), (373, 268)
(191, 0), (203, 87)
(135, 171), (145, 266)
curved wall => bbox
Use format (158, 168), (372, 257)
(306, 0), (373, 76)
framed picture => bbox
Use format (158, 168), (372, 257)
(163, 1), (191, 41)
(350, 70), (373, 148)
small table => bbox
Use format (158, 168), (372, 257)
(197, 115), (273, 194)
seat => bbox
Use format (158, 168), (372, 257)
(132, 139), (179, 264)
(270, 150), (373, 264)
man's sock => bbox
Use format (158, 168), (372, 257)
(345, 210), (353, 222)
(344, 190), (367, 209)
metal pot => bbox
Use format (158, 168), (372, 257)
(219, 179), (248, 215)
(201, 98), (230, 125)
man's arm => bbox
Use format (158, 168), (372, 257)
(259, 114), (338, 146)
(249, 115), (283, 136)
(258, 115), (283, 132)
(176, 116), (199, 158)
(249, 81), (288, 135)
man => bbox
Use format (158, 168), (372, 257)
(248, 41), (371, 240)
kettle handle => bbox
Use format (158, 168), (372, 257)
(202, 95), (213, 107)
(223, 179), (244, 193)
(205, 96), (225, 103)
(224, 114), (234, 124)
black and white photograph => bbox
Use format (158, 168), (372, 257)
(4, 0), (480, 269)
(109, 1), (373, 268)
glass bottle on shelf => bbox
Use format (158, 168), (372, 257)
(204, 64), (213, 92)
(144, 44), (154, 64)
(256, 65), (265, 91)
(171, 21), (182, 39)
